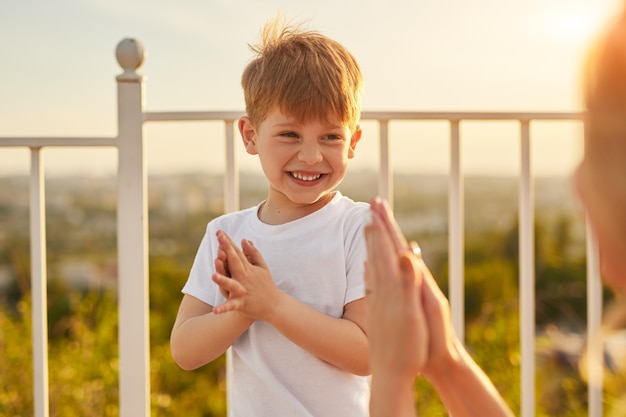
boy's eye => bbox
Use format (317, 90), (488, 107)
(323, 134), (342, 141)
(280, 132), (299, 138)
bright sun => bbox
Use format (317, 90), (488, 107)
(540, 3), (620, 45)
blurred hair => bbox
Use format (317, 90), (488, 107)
(583, 5), (626, 120)
(580, 4), (626, 236)
(241, 16), (363, 131)
(579, 6), (626, 408)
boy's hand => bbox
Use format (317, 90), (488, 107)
(211, 230), (281, 320)
(214, 246), (230, 299)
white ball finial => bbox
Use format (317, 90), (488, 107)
(116, 38), (145, 80)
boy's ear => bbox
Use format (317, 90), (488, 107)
(348, 126), (362, 159)
(238, 116), (258, 155)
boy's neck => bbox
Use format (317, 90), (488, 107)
(258, 192), (336, 225)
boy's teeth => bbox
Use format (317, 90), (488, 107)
(291, 172), (321, 181)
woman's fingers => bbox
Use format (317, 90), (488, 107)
(370, 198), (409, 255)
(364, 209), (401, 285)
(398, 252), (429, 367)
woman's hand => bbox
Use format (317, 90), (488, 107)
(364, 198), (428, 380)
(365, 198), (460, 379)
(365, 198), (514, 417)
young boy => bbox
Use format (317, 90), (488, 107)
(170, 18), (371, 416)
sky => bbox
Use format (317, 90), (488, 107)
(1, 0), (623, 177)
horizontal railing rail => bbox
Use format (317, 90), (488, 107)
(0, 38), (599, 417)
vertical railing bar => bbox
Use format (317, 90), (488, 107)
(378, 120), (392, 209)
(222, 121), (239, 413)
(30, 147), (50, 417)
(116, 38), (150, 417)
(519, 120), (535, 417)
(448, 120), (464, 342)
(224, 120), (239, 213)
(586, 220), (603, 417)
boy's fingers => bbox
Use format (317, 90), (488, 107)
(213, 299), (242, 315)
(213, 272), (243, 297)
(215, 258), (228, 277)
(217, 231), (249, 272)
(241, 239), (268, 269)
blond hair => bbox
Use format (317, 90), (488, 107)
(241, 17), (363, 131)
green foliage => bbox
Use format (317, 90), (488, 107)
(535, 341), (588, 417)
(47, 291), (119, 417)
(464, 259), (518, 320)
(467, 304), (522, 408)
(413, 379), (448, 416)
(0, 299), (33, 416)
(0, 289), (120, 417)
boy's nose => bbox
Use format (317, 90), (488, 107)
(298, 143), (323, 164)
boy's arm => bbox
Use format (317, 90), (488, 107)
(271, 294), (369, 376)
(212, 230), (370, 376)
(215, 273), (370, 376)
(170, 294), (253, 370)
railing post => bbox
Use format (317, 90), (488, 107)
(224, 120), (239, 213)
(519, 120), (535, 417)
(448, 120), (464, 342)
(30, 147), (49, 417)
(586, 220), (603, 417)
(115, 38), (150, 417)
(377, 120), (392, 207)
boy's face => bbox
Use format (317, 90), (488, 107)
(239, 107), (361, 210)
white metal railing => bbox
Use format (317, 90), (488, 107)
(0, 38), (601, 417)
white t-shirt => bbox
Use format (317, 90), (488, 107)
(182, 191), (370, 417)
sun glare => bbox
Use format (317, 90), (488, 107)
(554, 13), (598, 40)
(540, 4), (618, 45)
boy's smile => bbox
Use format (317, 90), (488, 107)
(289, 171), (323, 183)
(239, 108), (361, 223)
